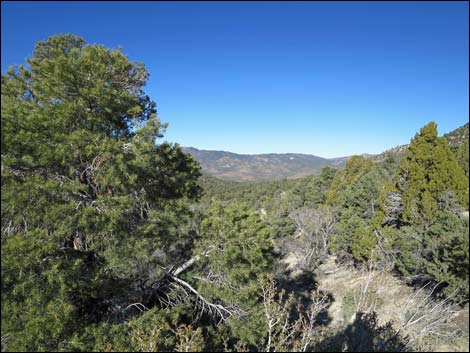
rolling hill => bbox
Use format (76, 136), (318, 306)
(181, 147), (370, 181)
(182, 123), (468, 181)
(375, 122), (469, 162)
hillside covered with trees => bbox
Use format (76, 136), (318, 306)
(2, 35), (469, 352)
(180, 147), (352, 181)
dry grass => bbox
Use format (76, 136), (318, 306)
(313, 256), (469, 352)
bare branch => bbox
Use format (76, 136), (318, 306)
(168, 274), (244, 324)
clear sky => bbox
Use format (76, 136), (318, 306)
(2, 1), (469, 158)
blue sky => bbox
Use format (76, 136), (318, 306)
(2, 1), (468, 158)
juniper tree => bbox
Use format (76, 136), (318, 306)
(397, 122), (468, 226)
(377, 122), (469, 300)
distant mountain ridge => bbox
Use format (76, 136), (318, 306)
(181, 147), (370, 181)
(444, 122), (469, 148)
(375, 122), (469, 162)
(182, 123), (468, 181)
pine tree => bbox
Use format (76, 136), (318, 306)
(422, 213), (469, 300)
(383, 122), (469, 301)
(192, 200), (275, 347)
(325, 155), (373, 206)
(397, 122), (468, 226)
(455, 138), (469, 178)
(326, 158), (386, 260)
(1, 34), (201, 351)
(304, 166), (337, 207)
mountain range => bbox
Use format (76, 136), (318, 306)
(182, 123), (468, 181)
(181, 147), (371, 181)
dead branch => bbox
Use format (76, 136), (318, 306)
(168, 274), (244, 324)
(288, 206), (336, 271)
(172, 244), (218, 277)
(396, 282), (465, 349)
(124, 302), (149, 313)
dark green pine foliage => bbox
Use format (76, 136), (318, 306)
(269, 209), (296, 240)
(303, 166), (337, 208)
(1, 34), (201, 351)
(387, 122), (469, 301)
(397, 122), (468, 226)
(393, 213), (469, 301)
(445, 122), (469, 178)
(325, 155), (373, 206)
(326, 156), (390, 260)
(192, 200), (275, 347)
(422, 213), (469, 300)
(455, 138), (469, 178)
